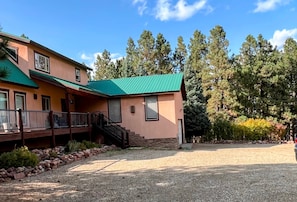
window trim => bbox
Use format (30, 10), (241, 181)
(0, 90), (9, 110)
(42, 95), (51, 111)
(15, 92), (27, 125)
(5, 46), (18, 63)
(108, 98), (122, 123)
(75, 68), (81, 82)
(34, 52), (50, 73)
(144, 96), (159, 121)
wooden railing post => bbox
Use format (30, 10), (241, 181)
(68, 112), (72, 140)
(87, 112), (92, 141)
(49, 111), (56, 147)
(18, 109), (25, 146)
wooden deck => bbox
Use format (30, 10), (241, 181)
(0, 126), (91, 142)
(0, 109), (94, 149)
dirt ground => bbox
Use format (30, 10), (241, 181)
(0, 143), (297, 202)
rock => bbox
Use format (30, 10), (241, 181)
(0, 144), (118, 183)
(13, 172), (25, 180)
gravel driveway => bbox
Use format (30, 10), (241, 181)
(0, 143), (297, 202)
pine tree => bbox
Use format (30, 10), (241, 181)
(154, 33), (172, 74)
(123, 37), (137, 77)
(0, 35), (9, 78)
(93, 49), (115, 80)
(173, 36), (187, 73)
(282, 38), (297, 119)
(184, 30), (210, 138)
(204, 25), (234, 121)
(235, 34), (284, 120)
(234, 34), (258, 117)
(137, 30), (155, 75)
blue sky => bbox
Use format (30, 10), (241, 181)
(0, 0), (296, 69)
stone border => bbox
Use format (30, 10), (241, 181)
(0, 145), (118, 183)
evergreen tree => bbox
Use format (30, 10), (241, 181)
(173, 36), (187, 73)
(282, 38), (297, 119)
(123, 37), (137, 77)
(137, 30), (155, 75)
(234, 35), (258, 117)
(0, 35), (9, 78)
(204, 25), (234, 121)
(235, 34), (284, 120)
(0, 35), (8, 59)
(184, 30), (210, 138)
(154, 33), (172, 74)
(93, 49), (115, 80)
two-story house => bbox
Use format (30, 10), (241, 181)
(0, 32), (186, 151)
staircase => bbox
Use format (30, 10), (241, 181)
(91, 113), (130, 149)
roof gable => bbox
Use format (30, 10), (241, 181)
(0, 32), (91, 71)
(88, 73), (184, 97)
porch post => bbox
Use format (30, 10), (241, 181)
(87, 112), (92, 141)
(49, 110), (56, 147)
(65, 92), (72, 140)
(18, 109), (25, 146)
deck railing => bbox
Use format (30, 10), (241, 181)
(0, 109), (90, 133)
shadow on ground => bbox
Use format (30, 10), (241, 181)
(0, 144), (296, 202)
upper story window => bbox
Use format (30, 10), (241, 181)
(75, 68), (81, 82)
(5, 46), (18, 63)
(34, 52), (50, 73)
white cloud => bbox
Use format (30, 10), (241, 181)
(133, 0), (147, 15)
(269, 28), (297, 49)
(154, 0), (212, 21)
(80, 53), (92, 60)
(253, 0), (291, 13)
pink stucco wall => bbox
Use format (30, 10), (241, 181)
(7, 41), (89, 85)
(118, 93), (184, 140)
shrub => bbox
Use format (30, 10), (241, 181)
(238, 118), (273, 141)
(212, 118), (233, 140)
(82, 140), (101, 149)
(65, 140), (82, 153)
(0, 146), (39, 169)
(65, 140), (101, 153)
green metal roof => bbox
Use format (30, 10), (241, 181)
(29, 70), (106, 96)
(88, 73), (184, 96)
(0, 59), (38, 88)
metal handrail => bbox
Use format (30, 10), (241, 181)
(91, 112), (129, 148)
(0, 109), (90, 132)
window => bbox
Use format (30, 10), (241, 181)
(42, 96), (51, 111)
(5, 46), (18, 62)
(0, 91), (9, 129)
(0, 91), (8, 110)
(145, 96), (158, 121)
(108, 99), (121, 123)
(75, 68), (81, 82)
(15, 93), (27, 125)
(34, 52), (50, 73)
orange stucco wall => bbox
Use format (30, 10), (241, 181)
(117, 93), (184, 140)
(0, 83), (37, 110)
(75, 96), (108, 114)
